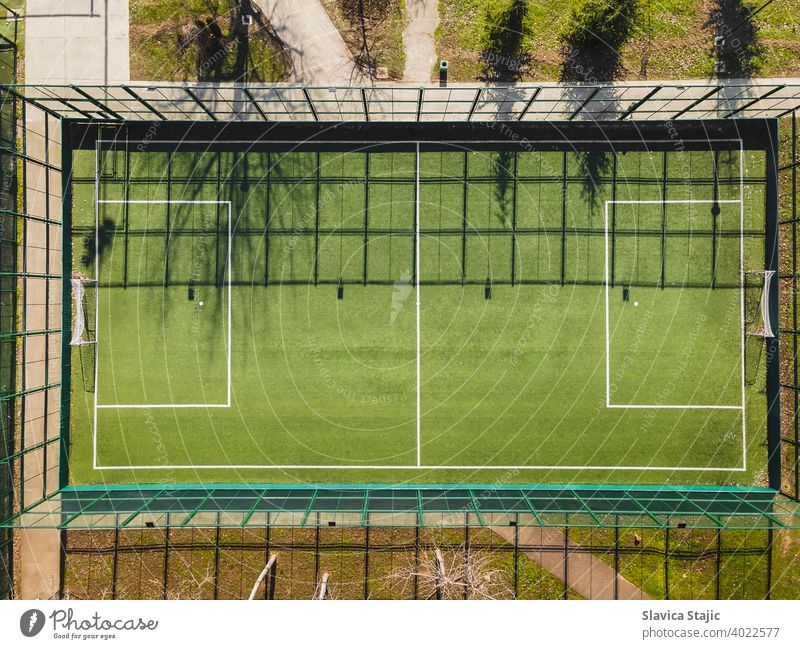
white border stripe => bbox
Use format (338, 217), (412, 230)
(92, 144), (100, 469)
(94, 200), (233, 409)
(740, 149), (747, 470)
(95, 463), (747, 471)
(607, 404), (744, 410)
(91, 142), (753, 474)
(93, 199), (233, 468)
(604, 199), (745, 410)
(97, 404), (232, 409)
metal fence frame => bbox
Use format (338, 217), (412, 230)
(0, 0), (18, 601)
(60, 524), (792, 600)
(5, 81), (800, 123)
(0, 6), (65, 599)
(779, 111), (800, 500)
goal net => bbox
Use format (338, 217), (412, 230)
(70, 277), (97, 346)
(744, 270), (775, 338)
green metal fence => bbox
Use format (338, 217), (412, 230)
(779, 111), (800, 501)
(1, 78), (800, 601)
(0, 1), (17, 601)
(8, 484), (800, 531)
(7, 81), (800, 122)
(60, 525), (797, 600)
(0, 3), (65, 599)
(76, 139), (758, 291)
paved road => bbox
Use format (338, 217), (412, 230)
(25, 0), (130, 84)
(403, 0), (438, 82)
(255, 0), (364, 85)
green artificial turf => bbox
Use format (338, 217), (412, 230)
(68, 146), (769, 486)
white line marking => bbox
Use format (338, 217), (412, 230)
(92, 141), (752, 474)
(97, 404), (230, 409)
(92, 144), (100, 469)
(93, 199), (233, 467)
(604, 201), (611, 409)
(227, 201), (232, 408)
(98, 200), (228, 204)
(610, 199), (743, 204)
(739, 149), (747, 470)
(95, 463), (747, 471)
(607, 404), (744, 410)
(415, 142), (421, 467)
(604, 198), (744, 410)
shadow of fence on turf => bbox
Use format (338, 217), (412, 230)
(75, 145), (760, 293)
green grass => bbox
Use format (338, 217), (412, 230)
(129, 0), (290, 82)
(436, 0), (800, 81)
(569, 527), (781, 599)
(68, 146), (768, 486)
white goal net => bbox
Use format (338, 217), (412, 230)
(744, 270), (776, 338)
(70, 278), (97, 345)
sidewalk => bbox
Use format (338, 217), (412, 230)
(492, 526), (651, 600)
(255, 0), (363, 85)
(403, 0), (438, 82)
(20, 0), (130, 600)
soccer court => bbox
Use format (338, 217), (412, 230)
(67, 139), (771, 485)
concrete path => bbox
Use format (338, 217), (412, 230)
(254, 0), (363, 85)
(20, 0), (130, 600)
(492, 527), (650, 600)
(25, 0), (130, 84)
(403, 0), (438, 83)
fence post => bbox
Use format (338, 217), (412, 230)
(111, 527), (119, 600)
(563, 525), (569, 600)
(766, 527), (774, 600)
(364, 524), (370, 600)
(461, 151), (468, 284)
(560, 151), (567, 286)
(264, 151), (271, 286)
(660, 150), (667, 288)
(613, 517), (619, 600)
(513, 516), (519, 599)
(664, 525), (670, 600)
(264, 524), (271, 600)
(464, 524), (469, 600)
(414, 525), (420, 600)
(510, 151), (518, 286)
(363, 152), (369, 285)
(162, 526), (170, 600)
(313, 151), (320, 286)
(213, 521), (221, 600)
(715, 529), (722, 600)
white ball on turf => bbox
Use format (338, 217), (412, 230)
(199, 301), (204, 307)
(634, 301), (639, 307)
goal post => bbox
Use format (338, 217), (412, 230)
(744, 270), (776, 338)
(70, 277), (98, 346)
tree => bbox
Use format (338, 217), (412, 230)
(387, 542), (514, 600)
